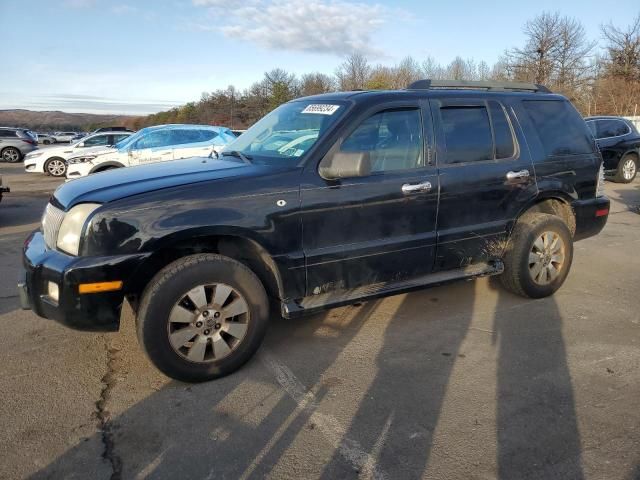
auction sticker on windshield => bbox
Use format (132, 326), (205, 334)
(302, 104), (340, 115)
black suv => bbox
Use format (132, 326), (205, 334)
(585, 116), (640, 183)
(19, 80), (610, 382)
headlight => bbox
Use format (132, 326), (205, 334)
(57, 203), (101, 255)
(68, 155), (96, 164)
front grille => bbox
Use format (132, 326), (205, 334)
(42, 203), (65, 249)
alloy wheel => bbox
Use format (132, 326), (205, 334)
(167, 283), (249, 363)
(47, 159), (66, 176)
(622, 158), (636, 181)
(528, 231), (565, 285)
(2, 148), (20, 163)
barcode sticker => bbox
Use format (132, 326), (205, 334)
(301, 104), (340, 115)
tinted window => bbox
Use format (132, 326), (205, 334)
(595, 119), (630, 139)
(441, 106), (493, 163)
(523, 100), (593, 156)
(83, 135), (109, 146)
(134, 130), (174, 149)
(112, 134), (130, 143)
(341, 108), (423, 172)
(199, 130), (218, 142)
(489, 101), (515, 159)
(0, 129), (15, 138)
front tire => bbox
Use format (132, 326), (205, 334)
(614, 154), (637, 183)
(501, 213), (573, 298)
(44, 157), (67, 177)
(136, 254), (269, 382)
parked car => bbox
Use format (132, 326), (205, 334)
(36, 133), (56, 145)
(65, 124), (236, 178)
(0, 127), (38, 162)
(52, 132), (79, 143)
(19, 80), (610, 382)
(585, 116), (639, 183)
(24, 132), (133, 177)
(92, 127), (134, 133)
(0, 173), (8, 203)
(68, 133), (88, 144)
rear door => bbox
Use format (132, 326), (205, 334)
(431, 96), (537, 270)
(172, 129), (217, 159)
(300, 101), (439, 295)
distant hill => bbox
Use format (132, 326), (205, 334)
(0, 109), (140, 131)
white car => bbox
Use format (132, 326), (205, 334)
(24, 132), (132, 177)
(66, 124), (236, 179)
(52, 131), (80, 143)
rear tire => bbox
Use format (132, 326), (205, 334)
(501, 213), (573, 298)
(1, 147), (22, 163)
(614, 154), (637, 183)
(136, 254), (269, 382)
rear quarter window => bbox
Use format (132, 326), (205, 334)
(523, 100), (594, 156)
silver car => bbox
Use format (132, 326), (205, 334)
(0, 128), (38, 162)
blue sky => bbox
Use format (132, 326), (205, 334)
(1, 0), (637, 114)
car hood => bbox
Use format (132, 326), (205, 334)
(68, 146), (117, 159)
(53, 157), (267, 210)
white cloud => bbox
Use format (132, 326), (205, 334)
(111, 4), (138, 15)
(192, 0), (386, 55)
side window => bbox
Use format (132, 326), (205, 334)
(595, 119), (630, 139)
(199, 130), (219, 142)
(488, 101), (515, 159)
(523, 100), (593, 156)
(586, 121), (597, 137)
(440, 106), (493, 163)
(113, 134), (130, 144)
(134, 130), (174, 150)
(83, 135), (109, 146)
(341, 108), (423, 173)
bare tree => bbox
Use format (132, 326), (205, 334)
(300, 73), (336, 96)
(394, 56), (422, 88)
(601, 14), (640, 81)
(335, 53), (371, 90)
(421, 56), (446, 80)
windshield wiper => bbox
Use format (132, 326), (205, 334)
(221, 150), (253, 164)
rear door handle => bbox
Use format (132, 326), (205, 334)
(506, 169), (530, 182)
(402, 181), (432, 194)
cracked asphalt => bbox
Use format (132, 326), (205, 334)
(0, 162), (639, 480)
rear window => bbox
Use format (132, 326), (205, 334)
(523, 100), (593, 156)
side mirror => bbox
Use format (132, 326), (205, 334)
(319, 151), (371, 180)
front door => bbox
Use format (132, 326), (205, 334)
(129, 130), (175, 166)
(300, 102), (439, 296)
(430, 97), (538, 270)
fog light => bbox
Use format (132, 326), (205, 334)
(47, 281), (60, 302)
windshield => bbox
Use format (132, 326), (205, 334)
(114, 128), (150, 150)
(223, 100), (347, 165)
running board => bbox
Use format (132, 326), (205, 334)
(282, 261), (503, 319)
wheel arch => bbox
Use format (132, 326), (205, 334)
(512, 193), (576, 237)
(126, 231), (285, 310)
(91, 161), (125, 173)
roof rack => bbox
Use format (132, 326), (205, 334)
(407, 79), (551, 93)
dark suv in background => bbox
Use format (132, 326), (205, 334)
(585, 116), (640, 183)
(0, 127), (38, 162)
(19, 80), (609, 382)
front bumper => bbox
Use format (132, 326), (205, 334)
(66, 162), (92, 179)
(572, 196), (610, 241)
(20, 230), (149, 331)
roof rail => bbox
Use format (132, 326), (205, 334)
(407, 79), (551, 93)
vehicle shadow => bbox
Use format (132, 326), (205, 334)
(490, 279), (584, 479)
(30, 302), (381, 479)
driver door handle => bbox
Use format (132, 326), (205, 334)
(506, 169), (530, 183)
(402, 181), (432, 195)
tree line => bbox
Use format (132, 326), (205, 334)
(130, 12), (640, 130)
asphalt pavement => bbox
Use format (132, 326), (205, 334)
(0, 161), (638, 480)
